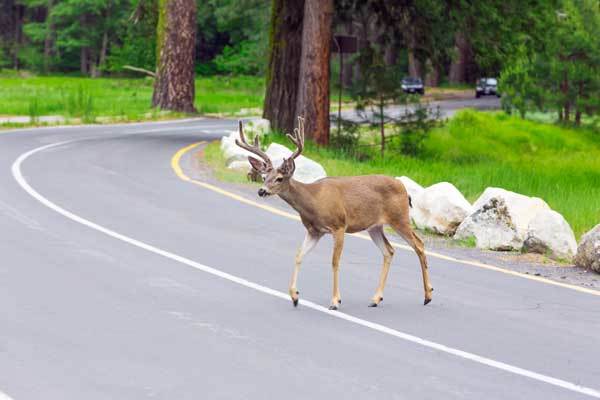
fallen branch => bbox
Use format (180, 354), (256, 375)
(123, 65), (156, 77)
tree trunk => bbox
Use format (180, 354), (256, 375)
(152, 0), (197, 113)
(43, 0), (54, 73)
(575, 81), (583, 126)
(295, 0), (333, 145)
(379, 97), (385, 158)
(80, 47), (89, 75)
(13, 5), (24, 69)
(263, 0), (305, 134)
(424, 59), (439, 87)
(408, 50), (421, 78)
(384, 44), (397, 66)
(448, 31), (470, 84)
(93, 30), (109, 77)
(561, 71), (570, 122)
(341, 20), (354, 88)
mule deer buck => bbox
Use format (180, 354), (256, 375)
(235, 117), (433, 310)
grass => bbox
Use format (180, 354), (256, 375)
(211, 110), (599, 239)
(203, 144), (261, 185)
(0, 72), (265, 122)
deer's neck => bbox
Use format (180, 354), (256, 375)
(278, 179), (316, 217)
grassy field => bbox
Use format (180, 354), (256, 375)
(0, 73), (265, 122)
(207, 110), (599, 239)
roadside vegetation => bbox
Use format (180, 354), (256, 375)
(206, 110), (599, 239)
(0, 73), (264, 124)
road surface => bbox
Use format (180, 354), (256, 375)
(338, 96), (500, 122)
(1, 117), (598, 400)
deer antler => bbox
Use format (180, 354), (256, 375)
(286, 116), (305, 160)
(235, 120), (272, 170)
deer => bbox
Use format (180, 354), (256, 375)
(235, 116), (433, 310)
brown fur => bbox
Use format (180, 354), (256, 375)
(237, 118), (433, 309)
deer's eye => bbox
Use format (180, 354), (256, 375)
(275, 177), (283, 183)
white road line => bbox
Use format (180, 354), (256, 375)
(11, 139), (600, 399)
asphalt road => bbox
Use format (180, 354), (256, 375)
(338, 96), (500, 122)
(1, 115), (599, 400)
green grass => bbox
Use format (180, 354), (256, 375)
(0, 73), (264, 121)
(258, 110), (598, 239)
(204, 143), (261, 185)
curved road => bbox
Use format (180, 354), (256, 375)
(1, 118), (599, 400)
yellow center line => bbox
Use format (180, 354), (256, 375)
(171, 141), (600, 298)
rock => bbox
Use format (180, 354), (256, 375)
(523, 210), (577, 261)
(222, 139), (255, 166)
(245, 118), (271, 136)
(396, 176), (424, 226)
(471, 187), (549, 238)
(454, 197), (522, 250)
(411, 182), (471, 235)
(455, 187), (551, 251)
(227, 160), (251, 171)
(265, 143), (327, 184)
(396, 176), (424, 201)
(574, 224), (600, 273)
(220, 130), (237, 151)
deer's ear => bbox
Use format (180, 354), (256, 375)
(280, 157), (296, 176)
(248, 156), (268, 173)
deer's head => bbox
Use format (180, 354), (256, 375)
(236, 117), (305, 197)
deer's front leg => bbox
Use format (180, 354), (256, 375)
(290, 232), (321, 307)
(329, 229), (345, 310)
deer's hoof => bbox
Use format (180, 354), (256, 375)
(328, 305), (338, 311)
(424, 298), (432, 305)
(292, 291), (299, 307)
(368, 302), (378, 307)
(292, 298), (299, 307)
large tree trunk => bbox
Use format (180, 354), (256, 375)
(341, 20), (354, 88)
(43, 0), (54, 73)
(295, 0), (333, 145)
(263, 0), (305, 134)
(92, 30), (109, 78)
(80, 47), (89, 75)
(152, 0), (196, 113)
(13, 4), (24, 69)
(425, 59), (440, 87)
(448, 32), (471, 84)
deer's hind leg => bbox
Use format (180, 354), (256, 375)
(367, 225), (395, 307)
(390, 221), (433, 305)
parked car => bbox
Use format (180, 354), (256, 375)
(476, 78), (500, 98)
(401, 77), (425, 95)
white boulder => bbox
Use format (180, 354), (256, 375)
(227, 160), (251, 171)
(455, 188), (551, 251)
(396, 176), (424, 201)
(411, 182), (472, 235)
(220, 130), (237, 151)
(523, 209), (577, 261)
(471, 187), (549, 237)
(574, 224), (600, 273)
(396, 176), (425, 226)
(222, 140), (254, 166)
(265, 143), (327, 184)
(244, 118), (271, 136)
(454, 198), (522, 250)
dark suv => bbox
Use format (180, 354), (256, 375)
(401, 77), (425, 95)
(476, 78), (500, 98)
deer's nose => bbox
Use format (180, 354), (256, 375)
(258, 188), (267, 197)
